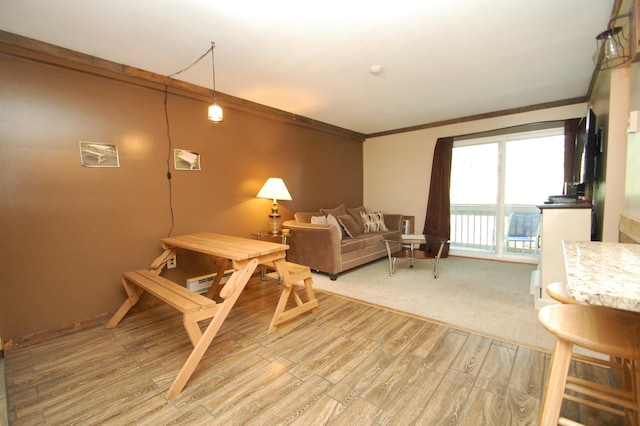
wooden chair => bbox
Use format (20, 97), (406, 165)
(537, 304), (640, 425)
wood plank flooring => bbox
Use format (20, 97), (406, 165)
(4, 275), (622, 425)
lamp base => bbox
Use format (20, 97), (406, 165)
(268, 203), (282, 235)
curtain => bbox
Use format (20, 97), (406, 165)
(564, 118), (580, 188)
(422, 137), (453, 257)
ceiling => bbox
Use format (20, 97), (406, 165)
(0, 0), (614, 135)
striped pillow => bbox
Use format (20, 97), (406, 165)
(360, 211), (388, 232)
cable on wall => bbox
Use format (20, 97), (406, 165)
(163, 85), (175, 237)
(161, 45), (216, 237)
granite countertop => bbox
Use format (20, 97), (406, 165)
(563, 240), (640, 312)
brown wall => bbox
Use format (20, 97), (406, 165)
(0, 49), (363, 340)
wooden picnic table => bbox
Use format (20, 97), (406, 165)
(106, 232), (318, 398)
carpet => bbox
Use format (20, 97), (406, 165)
(309, 256), (557, 351)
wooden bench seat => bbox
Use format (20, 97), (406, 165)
(106, 258), (259, 399)
(125, 270), (216, 312)
(106, 270), (219, 347)
(268, 261), (318, 332)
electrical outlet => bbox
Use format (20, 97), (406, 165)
(167, 255), (177, 269)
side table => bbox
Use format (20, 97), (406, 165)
(252, 231), (292, 281)
(382, 234), (448, 279)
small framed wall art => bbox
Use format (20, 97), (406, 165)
(174, 149), (201, 170)
(79, 142), (120, 167)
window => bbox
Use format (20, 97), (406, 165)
(450, 128), (564, 259)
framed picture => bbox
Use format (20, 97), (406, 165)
(79, 142), (120, 167)
(174, 149), (201, 170)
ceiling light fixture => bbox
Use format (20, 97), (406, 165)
(207, 42), (223, 122)
(369, 65), (383, 75)
(594, 13), (632, 70)
(168, 42), (224, 122)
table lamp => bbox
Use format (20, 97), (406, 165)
(256, 178), (292, 235)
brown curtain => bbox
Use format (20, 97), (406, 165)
(564, 118), (580, 188)
(422, 137), (453, 257)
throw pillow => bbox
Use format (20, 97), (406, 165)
(310, 215), (328, 225)
(373, 211), (388, 231)
(320, 204), (348, 219)
(360, 211), (388, 232)
(347, 206), (367, 234)
(360, 211), (377, 232)
(338, 214), (362, 238)
(326, 214), (343, 240)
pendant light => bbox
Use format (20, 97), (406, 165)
(168, 42), (224, 122)
(208, 41), (223, 122)
(594, 13), (632, 71)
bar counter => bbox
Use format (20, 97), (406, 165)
(563, 240), (640, 312)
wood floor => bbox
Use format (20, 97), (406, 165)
(4, 275), (621, 425)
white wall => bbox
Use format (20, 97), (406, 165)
(603, 66), (632, 241)
(625, 61), (640, 219)
(363, 104), (588, 233)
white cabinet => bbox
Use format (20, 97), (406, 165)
(534, 205), (592, 309)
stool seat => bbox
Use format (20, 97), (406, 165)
(539, 304), (640, 360)
(538, 304), (640, 425)
(545, 281), (579, 305)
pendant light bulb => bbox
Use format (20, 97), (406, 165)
(604, 36), (619, 60)
(208, 101), (223, 122)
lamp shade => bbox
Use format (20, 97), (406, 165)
(256, 178), (292, 201)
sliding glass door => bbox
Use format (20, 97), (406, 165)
(450, 128), (564, 260)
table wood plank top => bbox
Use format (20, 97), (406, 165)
(160, 232), (288, 260)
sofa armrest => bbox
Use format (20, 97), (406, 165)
(282, 220), (342, 275)
(384, 214), (403, 232)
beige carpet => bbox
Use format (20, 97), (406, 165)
(310, 256), (556, 351)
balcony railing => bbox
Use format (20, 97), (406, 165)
(450, 204), (539, 256)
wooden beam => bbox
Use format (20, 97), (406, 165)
(366, 97), (587, 139)
(0, 30), (365, 142)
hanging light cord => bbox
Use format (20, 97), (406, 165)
(168, 43), (214, 79)
(163, 43), (216, 236)
(163, 85), (175, 237)
(210, 42), (217, 98)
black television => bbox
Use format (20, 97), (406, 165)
(572, 107), (598, 185)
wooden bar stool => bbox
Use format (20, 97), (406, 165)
(546, 282), (579, 305)
(538, 304), (640, 425)
(547, 280), (637, 422)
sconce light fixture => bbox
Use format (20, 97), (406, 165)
(256, 178), (292, 235)
(208, 42), (223, 122)
(595, 13), (632, 70)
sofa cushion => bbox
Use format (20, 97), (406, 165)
(311, 215), (328, 225)
(347, 206), (367, 234)
(340, 237), (364, 255)
(360, 232), (386, 249)
(320, 204), (348, 219)
(295, 212), (321, 223)
(326, 214), (343, 240)
(338, 214), (362, 238)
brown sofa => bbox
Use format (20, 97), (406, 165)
(282, 205), (402, 280)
